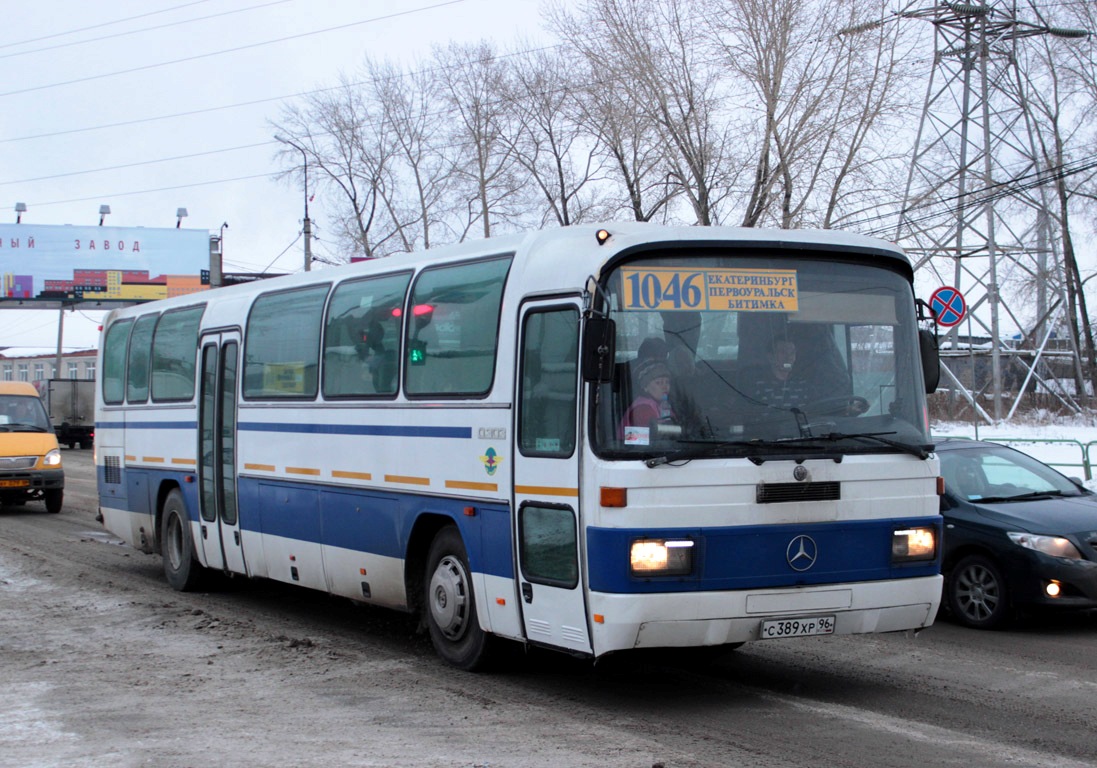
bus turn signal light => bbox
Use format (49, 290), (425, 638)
(601, 487), (627, 507)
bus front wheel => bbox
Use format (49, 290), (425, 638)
(161, 489), (205, 592)
(424, 526), (490, 670)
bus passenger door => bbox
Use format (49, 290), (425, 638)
(197, 332), (246, 575)
(512, 300), (591, 655)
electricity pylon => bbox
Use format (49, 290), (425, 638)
(890, 1), (1087, 420)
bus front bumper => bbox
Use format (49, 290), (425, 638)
(588, 575), (943, 656)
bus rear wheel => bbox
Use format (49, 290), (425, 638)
(161, 489), (206, 592)
(424, 526), (491, 670)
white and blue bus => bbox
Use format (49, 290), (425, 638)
(96, 223), (943, 669)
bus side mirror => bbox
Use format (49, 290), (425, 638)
(919, 329), (940, 394)
(582, 317), (616, 383)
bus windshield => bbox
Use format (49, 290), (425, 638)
(591, 251), (931, 459)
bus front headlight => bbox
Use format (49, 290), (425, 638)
(892, 527), (937, 563)
(630, 538), (694, 576)
(42, 449), (62, 468)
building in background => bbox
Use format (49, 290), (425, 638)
(0, 349), (96, 382)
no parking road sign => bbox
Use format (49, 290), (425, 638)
(929, 286), (966, 327)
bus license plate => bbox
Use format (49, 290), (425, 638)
(760, 616), (835, 639)
(0, 479), (29, 488)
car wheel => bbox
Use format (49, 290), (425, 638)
(424, 525), (491, 670)
(161, 489), (206, 591)
(44, 489), (63, 514)
(947, 554), (1010, 629)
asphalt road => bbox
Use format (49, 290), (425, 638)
(2, 448), (1096, 768)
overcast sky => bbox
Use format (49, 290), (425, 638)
(1, 0), (547, 351)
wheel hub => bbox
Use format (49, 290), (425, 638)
(428, 555), (469, 640)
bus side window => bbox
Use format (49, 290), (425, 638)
(151, 306), (205, 402)
(322, 272), (411, 398)
(404, 256), (511, 397)
(244, 285), (329, 399)
(126, 313), (159, 403)
(102, 319), (133, 405)
(519, 308), (579, 457)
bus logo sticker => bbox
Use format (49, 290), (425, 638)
(481, 447), (502, 476)
(786, 535), (818, 572)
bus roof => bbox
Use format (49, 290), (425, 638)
(102, 223), (911, 324)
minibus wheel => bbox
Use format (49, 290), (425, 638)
(44, 489), (63, 514)
(161, 489), (205, 592)
(424, 525), (490, 670)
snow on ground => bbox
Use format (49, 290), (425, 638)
(932, 414), (1097, 490)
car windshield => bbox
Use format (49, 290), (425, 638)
(0, 394), (50, 431)
(590, 250), (931, 460)
(939, 444), (1086, 502)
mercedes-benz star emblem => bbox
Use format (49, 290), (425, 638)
(786, 535), (818, 572)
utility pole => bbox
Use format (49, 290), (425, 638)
(275, 135), (313, 272)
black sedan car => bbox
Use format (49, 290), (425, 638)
(936, 438), (1097, 628)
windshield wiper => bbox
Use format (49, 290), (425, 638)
(976, 489), (1067, 503)
(7, 424), (47, 432)
(645, 440), (762, 467)
(645, 431), (932, 468)
(748, 431), (932, 460)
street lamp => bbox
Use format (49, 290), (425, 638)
(274, 134), (313, 272)
(14, 202), (26, 223)
(176, 207), (188, 228)
(98, 204), (111, 226)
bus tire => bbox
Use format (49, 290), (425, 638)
(161, 489), (205, 592)
(424, 525), (491, 670)
(44, 489), (63, 514)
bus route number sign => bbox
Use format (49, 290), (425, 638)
(621, 267), (798, 312)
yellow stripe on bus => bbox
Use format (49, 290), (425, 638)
(332, 470), (372, 481)
(286, 466), (321, 476)
(445, 480), (499, 492)
(385, 474), (430, 487)
(243, 463), (276, 472)
(515, 484), (579, 498)
(142, 456), (165, 464)
(171, 458), (196, 466)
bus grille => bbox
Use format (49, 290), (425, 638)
(104, 455), (122, 485)
(756, 481), (840, 504)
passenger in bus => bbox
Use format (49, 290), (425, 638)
(620, 356), (674, 437)
(746, 338), (810, 410)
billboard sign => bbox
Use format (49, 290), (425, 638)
(0, 222), (210, 305)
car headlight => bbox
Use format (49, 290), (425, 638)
(630, 538), (694, 576)
(42, 449), (62, 468)
(892, 527), (937, 563)
(1007, 532), (1082, 560)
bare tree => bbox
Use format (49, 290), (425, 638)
(364, 59), (454, 252)
(273, 74), (405, 260)
(501, 45), (609, 227)
(1019, 6), (1097, 397)
(554, 0), (737, 226)
(710, 0), (914, 229)
(434, 41), (524, 240)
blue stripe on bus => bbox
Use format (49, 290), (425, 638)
(98, 464), (513, 580)
(237, 422), (472, 439)
(95, 420), (470, 439)
(587, 518), (942, 593)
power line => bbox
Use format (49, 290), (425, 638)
(0, 0), (213, 50)
(0, 1), (292, 62)
(0, 0), (470, 99)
